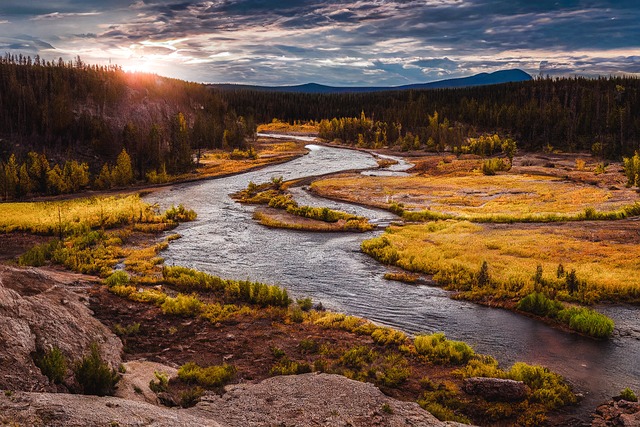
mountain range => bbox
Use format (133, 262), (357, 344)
(211, 69), (532, 93)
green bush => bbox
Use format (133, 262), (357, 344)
(517, 292), (563, 317)
(557, 307), (614, 338)
(269, 358), (312, 376)
(481, 158), (509, 175)
(414, 333), (475, 365)
(105, 270), (130, 288)
(620, 387), (638, 402)
(297, 297), (313, 311)
(149, 371), (169, 393)
(36, 346), (67, 384)
(163, 204), (197, 222)
(161, 293), (204, 316)
(177, 362), (236, 388)
(371, 327), (407, 346)
(180, 386), (205, 407)
(18, 239), (61, 266)
(339, 346), (377, 369)
(74, 342), (120, 396)
(507, 362), (576, 409)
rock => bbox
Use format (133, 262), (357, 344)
(195, 372), (470, 426)
(1, 373), (473, 426)
(114, 360), (178, 405)
(0, 265), (122, 391)
(593, 399), (640, 426)
(463, 377), (529, 402)
(0, 391), (221, 427)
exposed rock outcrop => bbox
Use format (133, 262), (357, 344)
(195, 372), (469, 426)
(592, 399), (640, 427)
(1, 373), (471, 426)
(115, 360), (178, 405)
(0, 391), (222, 427)
(0, 265), (122, 391)
(463, 377), (529, 402)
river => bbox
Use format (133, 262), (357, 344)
(145, 138), (640, 422)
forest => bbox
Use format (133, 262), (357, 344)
(0, 55), (254, 199)
(1, 55), (639, 200)
(219, 76), (640, 157)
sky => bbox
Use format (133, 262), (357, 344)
(0, 1), (638, 86)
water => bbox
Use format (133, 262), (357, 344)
(145, 141), (640, 421)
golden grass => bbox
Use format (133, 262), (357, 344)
(257, 119), (319, 133)
(364, 221), (640, 302)
(195, 139), (307, 179)
(312, 173), (632, 218)
(0, 195), (158, 235)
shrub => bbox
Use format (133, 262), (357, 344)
(297, 297), (313, 311)
(517, 293), (563, 317)
(161, 294), (203, 316)
(269, 358), (312, 376)
(414, 333), (475, 365)
(149, 371), (169, 393)
(36, 346), (67, 384)
(508, 362), (575, 409)
(620, 387), (638, 402)
(18, 239), (61, 266)
(481, 158), (509, 175)
(113, 322), (140, 337)
(376, 354), (411, 387)
(371, 327), (407, 346)
(299, 339), (319, 354)
(556, 307), (614, 338)
(177, 362), (236, 388)
(339, 346), (377, 369)
(180, 386), (205, 407)
(74, 342), (120, 396)
(105, 270), (130, 288)
(163, 204), (197, 222)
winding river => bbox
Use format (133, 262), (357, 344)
(145, 138), (640, 421)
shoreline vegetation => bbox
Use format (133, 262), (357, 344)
(232, 177), (375, 232)
(1, 193), (580, 425)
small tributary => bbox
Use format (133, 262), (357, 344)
(145, 138), (640, 421)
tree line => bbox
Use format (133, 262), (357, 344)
(218, 76), (639, 158)
(0, 55), (256, 199)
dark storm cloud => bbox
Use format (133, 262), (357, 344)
(0, 0), (638, 85)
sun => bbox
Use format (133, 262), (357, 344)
(121, 60), (154, 74)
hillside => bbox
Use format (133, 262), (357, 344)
(211, 69), (532, 93)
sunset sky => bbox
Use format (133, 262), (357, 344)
(0, 1), (638, 86)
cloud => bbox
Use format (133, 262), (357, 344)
(0, 0), (638, 85)
(30, 12), (102, 21)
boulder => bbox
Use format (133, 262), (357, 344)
(0, 265), (122, 391)
(0, 391), (221, 427)
(114, 360), (178, 405)
(593, 399), (640, 427)
(195, 372), (470, 426)
(463, 377), (529, 402)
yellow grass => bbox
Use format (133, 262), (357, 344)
(364, 221), (640, 302)
(195, 139), (307, 178)
(257, 119), (319, 133)
(312, 173), (632, 218)
(0, 195), (158, 235)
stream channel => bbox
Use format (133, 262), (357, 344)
(145, 135), (640, 422)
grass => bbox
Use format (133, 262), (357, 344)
(234, 179), (375, 232)
(414, 333), (475, 365)
(362, 221), (640, 305)
(177, 362), (236, 388)
(311, 173), (636, 222)
(0, 195), (163, 235)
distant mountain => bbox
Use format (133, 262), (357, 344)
(211, 69), (532, 93)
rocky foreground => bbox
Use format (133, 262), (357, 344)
(0, 264), (465, 426)
(1, 373), (469, 427)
